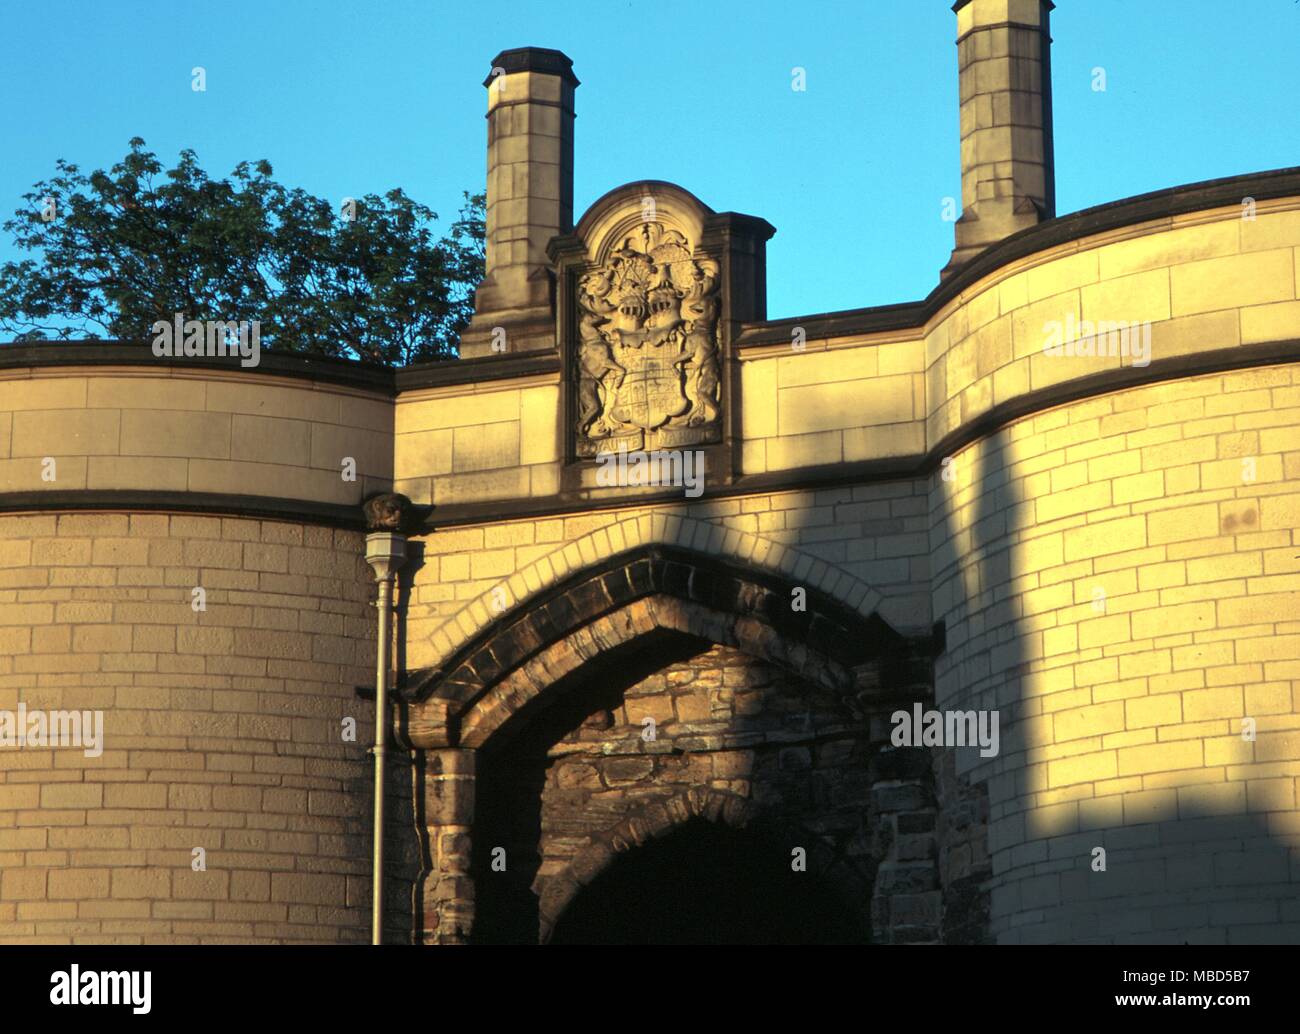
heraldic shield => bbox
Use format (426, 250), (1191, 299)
(609, 337), (690, 430)
(573, 220), (723, 457)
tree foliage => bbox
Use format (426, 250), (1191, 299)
(0, 138), (484, 365)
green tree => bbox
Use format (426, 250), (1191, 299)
(0, 138), (484, 365)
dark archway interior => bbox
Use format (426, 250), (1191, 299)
(470, 630), (706, 945)
(469, 621), (881, 945)
(550, 818), (862, 945)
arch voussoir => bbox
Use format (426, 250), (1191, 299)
(418, 547), (929, 947)
(454, 593), (868, 749)
(405, 543), (912, 753)
(422, 517), (887, 679)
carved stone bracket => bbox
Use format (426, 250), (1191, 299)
(361, 492), (430, 534)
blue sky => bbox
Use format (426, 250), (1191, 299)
(2, 0), (1297, 322)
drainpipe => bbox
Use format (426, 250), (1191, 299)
(364, 526), (407, 945)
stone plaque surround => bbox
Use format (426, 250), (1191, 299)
(550, 180), (775, 489)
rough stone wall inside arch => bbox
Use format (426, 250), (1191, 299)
(471, 639), (885, 944)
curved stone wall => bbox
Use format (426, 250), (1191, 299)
(735, 196), (1300, 476)
(0, 367), (392, 505)
(0, 364), (417, 944)
(930, 363), (1300, 942)
(0, 510), (385, 943)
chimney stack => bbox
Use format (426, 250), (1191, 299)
(459, 47), (577, 358)
(943, 0), (1055, 277)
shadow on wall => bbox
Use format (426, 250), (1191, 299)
(394, 481), (946, 944)
(354, 749), (420, 944)
(394, 540), (427, 696)
(935, 384), (1300, 945)
(771, 479), (984, 941)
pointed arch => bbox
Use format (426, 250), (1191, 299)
(421, 514), (887, 679)
(402, 539), (921, 751)
(406, 540), (936, 948)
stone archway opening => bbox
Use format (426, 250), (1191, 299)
(548, 817), (862, 945)
(465, 624), (883, 945)
(406, 547), (942, 945)
(467, 628), (706, 945)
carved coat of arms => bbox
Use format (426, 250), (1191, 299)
(574, 222), (721, 456)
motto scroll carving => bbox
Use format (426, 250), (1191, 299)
(574, 223), (721, 457)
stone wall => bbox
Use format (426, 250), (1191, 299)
(0, 370), (391, 503)
(0, 173), (1296, 946)
(0, 511), (412, 943)
(472, 641), (880, 943)
(923, 201), (1300, 449)
(394, 380), (561, 507)
(403, 481), (934, 676)
(930, 363), (1300, 942)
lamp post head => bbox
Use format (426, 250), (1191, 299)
(365, 532), (407, 581)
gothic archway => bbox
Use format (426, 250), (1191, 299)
(403, 546), (938, 945)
